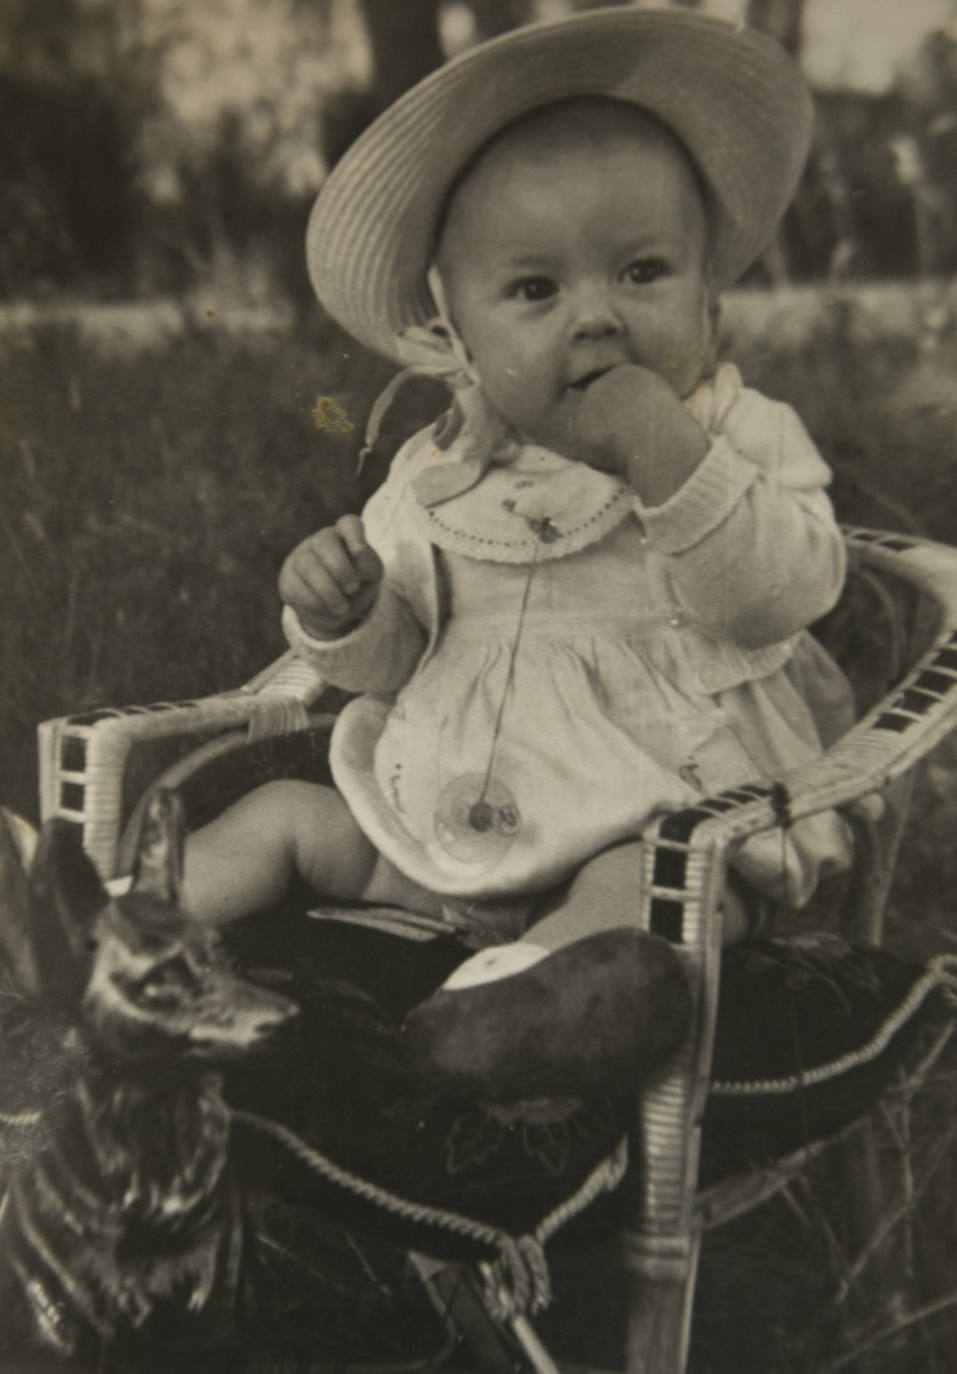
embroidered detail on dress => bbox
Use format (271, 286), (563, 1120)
(421, 486), (634, 564)
(407, 433), (633, 562)
(501, 500), (561, 544)
(531, 518), (560, 543)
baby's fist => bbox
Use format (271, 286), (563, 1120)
(572, 364), (708, 504)
(279, 514), (383, 638)
(572, 365), (678, 471)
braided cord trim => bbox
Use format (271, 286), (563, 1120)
(710, 954), (957, 1097)
(235, 1111), (627, 1320)
(480, 1134), (629, 1320)
(235, 1110), (510, 1250)
(535, 1134), (629, 1246)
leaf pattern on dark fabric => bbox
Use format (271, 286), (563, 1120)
(522, 1119), (571, 1176)
(441, 1095), (609, 1179)
(739, 935), (885, 1012)
(445, 1108), (504, 1175)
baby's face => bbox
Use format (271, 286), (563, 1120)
(436, 100), (713, 455)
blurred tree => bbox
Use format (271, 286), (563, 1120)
(715, 0), (810, 281)
(0, 0), (151, 297)
(2, 0), (952, 301)
(797, 92), (922, 281)
(359, 0), (444, 107)
(322, 0), (442, 165)
(322, 0), (554, 167)
(745, 0), (805, 54)
(323, 1), (595, 164)
(123, 0), (356, 300)
(896, 28), (957, 277)
(469, 0), (533, 35)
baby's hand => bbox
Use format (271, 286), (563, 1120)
(279, 514), (383, 638)
(573, 365), (708, 505)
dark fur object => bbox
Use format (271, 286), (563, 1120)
(0, 794), (296, 1370)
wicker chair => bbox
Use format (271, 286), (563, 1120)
(36, 526), (957, 1373)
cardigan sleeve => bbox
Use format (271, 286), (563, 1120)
(634, 373), (846, 649)
(281, 434), (433, 694)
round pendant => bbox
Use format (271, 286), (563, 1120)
(434, 773), (521, 863)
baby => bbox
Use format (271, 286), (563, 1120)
(185, 9), (854, 1097)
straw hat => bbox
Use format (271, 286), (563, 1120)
(307, 6), (813, 362)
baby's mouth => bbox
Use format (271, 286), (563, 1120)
(568, 368), (612, 392)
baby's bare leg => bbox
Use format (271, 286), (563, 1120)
(183, 780), (377, 924)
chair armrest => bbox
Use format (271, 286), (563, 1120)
(626, 527), (957, 1310)
(38, 650), (329, 879)
(641, 527), (957, 934)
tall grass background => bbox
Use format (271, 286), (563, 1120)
(3, 289), (957, 1369)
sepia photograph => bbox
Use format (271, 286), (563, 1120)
(3, 2), (957, 1371)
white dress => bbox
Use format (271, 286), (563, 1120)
(327, 439), (854, 906)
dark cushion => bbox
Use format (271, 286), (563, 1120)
(222, 912), (951, 1262)
(225, 911), (631, 1266)
(701, 932), (947, 1184)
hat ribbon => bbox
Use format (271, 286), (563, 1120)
(358, 268), (517, 507)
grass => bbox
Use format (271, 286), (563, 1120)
(3, 291), (957, 1369)
(0, 313), (445, 821)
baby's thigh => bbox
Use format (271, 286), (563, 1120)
(274, 779), (378, 898)
(185, 778), (377, 914)
(287, 789), (445, 913)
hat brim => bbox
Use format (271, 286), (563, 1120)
(307, 7), (813, 362)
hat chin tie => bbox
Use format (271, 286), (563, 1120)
(358, 267), (517, 506)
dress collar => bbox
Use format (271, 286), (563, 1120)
(412, 437), (634, 564)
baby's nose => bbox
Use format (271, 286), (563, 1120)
(570, 281), (623, 338)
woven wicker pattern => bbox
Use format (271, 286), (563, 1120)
(38, 649), (327, 878)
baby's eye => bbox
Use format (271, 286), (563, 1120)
(508, 276), (557, 303)
(623, 258), (669, 285)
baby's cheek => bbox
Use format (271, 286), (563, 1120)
(485, 370), (546, 432)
